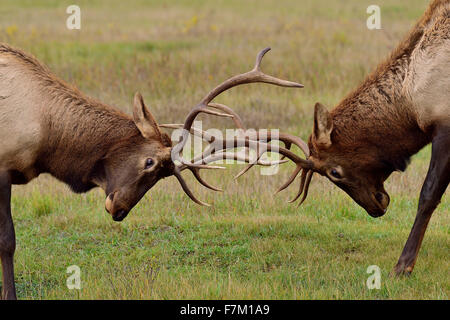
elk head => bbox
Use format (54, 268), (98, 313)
(104, 48), (304, 221)
(257, 102), (392, 218)
(305, 102), (391, 218)
(103, 93), (174, 221)
(218, 101), (392, 218)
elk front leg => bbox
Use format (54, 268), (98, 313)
(393, 127), (449, 275)
(0, 171), (16, 300)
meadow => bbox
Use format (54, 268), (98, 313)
(0, 0), (448, 299)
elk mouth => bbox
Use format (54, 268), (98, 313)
(366, 190), (390, 218)
(105, 192), (129, 222)
(343, 185), (390, 218)
(366, 206), (387, 218)
(112, 209), (129, 221)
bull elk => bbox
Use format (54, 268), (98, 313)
(247, 0), (448, 276)
(0, 44), (304, 299)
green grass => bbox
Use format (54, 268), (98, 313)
(1, 0), (449, 299)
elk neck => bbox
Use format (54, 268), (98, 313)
(36, 86), (142, 193)
(0, 43), (146, 193)
(328, 17), (434, 172)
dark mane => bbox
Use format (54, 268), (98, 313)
(381, 156), (411, 173)
(337, 0), (447, 111)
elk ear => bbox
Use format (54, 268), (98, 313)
(133, 92), (162, 140)
(313, 102), (333, 148)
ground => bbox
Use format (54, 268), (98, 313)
(0, 0), (448, 299)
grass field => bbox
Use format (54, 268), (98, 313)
(0, 0), (448, 299)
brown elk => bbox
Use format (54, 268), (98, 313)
(0, 44), (304, 299)
(161, 0), (450, 279)
(247, 0), (448, 276)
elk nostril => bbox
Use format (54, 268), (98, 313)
(108, 193), (114, 201)
(113, 209), (128, 222)
(375, 192), (384, 204)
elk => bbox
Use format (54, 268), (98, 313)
(0, 44), (304, 299)
(239, 0), (448, 276)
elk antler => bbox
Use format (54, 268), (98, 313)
(160, 48), (314, 206)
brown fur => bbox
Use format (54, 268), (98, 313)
(0, 41), (177, 299)
(307, 0), (449, 275)
(312, 0), (450, 167)
(0, 43), (172, 193)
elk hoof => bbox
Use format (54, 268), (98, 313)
(390, 263), (413, 277)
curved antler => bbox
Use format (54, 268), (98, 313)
(161, 48), (313, 206)
(170, 47), (303, 170)
(161, 121), (315, 206)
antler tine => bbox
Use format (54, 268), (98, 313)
(274, 165), (302, 195)
(198, 151), (277, 167)
(199, 108), (235, 119)
(207, 103), (296, 159)
(161, 124), (287, 168)
(207, 103), (246, 130)
(161, 48), (308, 206)
(234, 162), (256, 180)
(266, 141), (314, 206)
(198, 47), (304, 107)
(160, 123), (216, 143)
(172, 47), (304, 170)
(278, 133), (309, 158)
(231, 131), (309, 183)
(288, 169), (308, 203)
(161, 124), (225, 170)
(162, 121), (314, 205)
(223, 135), (314, 206)
(184, 149), (286, 196)
(188, 167), (223, 192)
(242, 131), (309, 158)
(296, 170), (314, 207)
(173, 166), (211, 206)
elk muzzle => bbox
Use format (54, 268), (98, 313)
(358, 189), (390, 218)
(340, 183), (390, 218)
(105, 192), (130, 222)
(370, 190), (390, 217)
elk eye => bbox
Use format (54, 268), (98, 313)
(145, 158), (154, 169)
(330, 168), (342, 179)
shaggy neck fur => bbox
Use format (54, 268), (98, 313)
(328, 1), (445, 171)
(36, 80), (142, 193)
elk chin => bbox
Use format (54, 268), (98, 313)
(366, 207), (387, 218)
